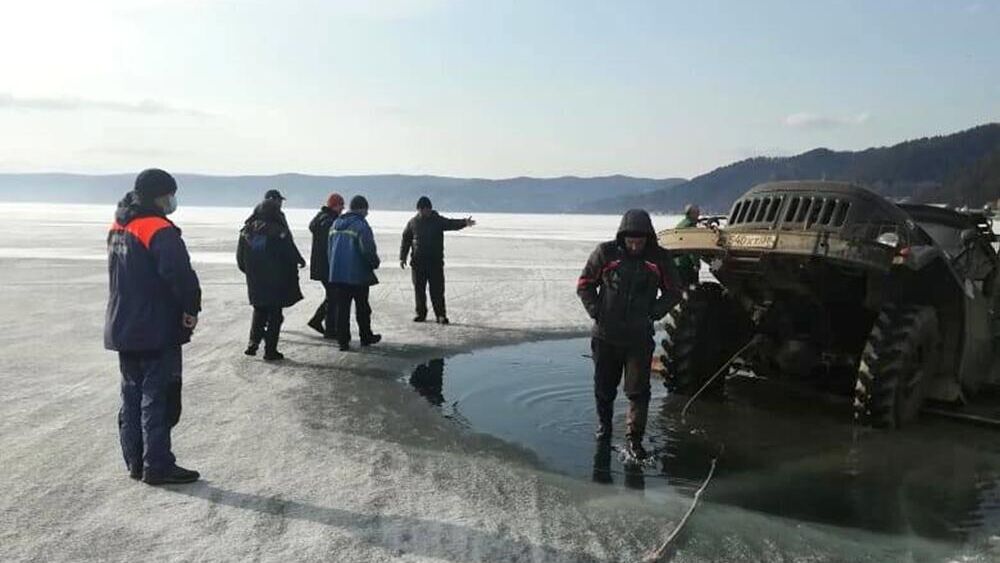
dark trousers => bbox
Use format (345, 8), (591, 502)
(320, 282), (339, 337)
(250, 306), (284, 352)
(412, 262), (446, 318)
(308, 282), (337, 336)
(333, 283), (373, 345)
(591, 337), (653, 441)
(118, 346), (181, 473)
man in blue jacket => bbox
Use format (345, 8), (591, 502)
(105, 168), (202, 485)
(328, 195), (381, 351)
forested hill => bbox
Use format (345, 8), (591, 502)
(589, 123), (1000, 214)
(0, 173), (685, 213)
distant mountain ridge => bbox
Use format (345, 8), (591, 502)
(0, 172), (685, 213)
(589, 123), (1000, 214)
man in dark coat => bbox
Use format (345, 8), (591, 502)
(237, 198), (305, 360)
(307, 193), (345, 337)
(328, 195), (381, 351)
(577, 209), (681, 461)
(105, 168), (202, 485)
(399, 196), (475, 324)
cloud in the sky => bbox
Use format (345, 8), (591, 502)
(0, 93), (208, 117)
(783, 112), (871, 129)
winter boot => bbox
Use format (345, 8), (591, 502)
(263, 317), (283, 361)
(413, 315), (427, 323)
(308, 301), (326, 334)
(143, 464), (200, 485)
(244, 341), (259, 356)
(361, 333), (382, 346)
(624, 438), (649, 462)
(436, 316), (450, 325)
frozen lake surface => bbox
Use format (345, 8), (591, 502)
(3, 201), (999, 561)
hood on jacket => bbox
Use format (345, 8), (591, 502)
(243, 199), (285, 235)
(114, 191), (166, 226)
(246, 199), (281, 221)
(616, 209), (657, 245)
(334, 211), (367, 230)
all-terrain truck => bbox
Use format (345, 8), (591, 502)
(658, 181), (1000, 428)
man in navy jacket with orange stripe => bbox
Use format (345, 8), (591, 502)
(577, 209), (681, 462)
(105, 168), (202, 485)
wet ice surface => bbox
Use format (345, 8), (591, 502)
(9, 201), (1000, 561)
(407, 337), (1000, 551)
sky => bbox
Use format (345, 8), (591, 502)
(0, 0), (998, 179)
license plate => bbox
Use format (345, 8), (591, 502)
(728, 233), (777, 249)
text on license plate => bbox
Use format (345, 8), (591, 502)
(728, 233), (777, 249)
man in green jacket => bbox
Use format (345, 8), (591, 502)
(674, 204), (701, 287)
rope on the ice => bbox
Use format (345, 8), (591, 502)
(643, 337), (760, 560)
(680, 338), (759, 424)
(643, 445), (723, 562)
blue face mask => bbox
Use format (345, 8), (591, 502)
(159, 194), (178, 215)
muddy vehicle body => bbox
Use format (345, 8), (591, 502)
(659, 181), (1000, 427)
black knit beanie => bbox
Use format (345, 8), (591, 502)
(416, 196), (432, 210)
(350, 195), (369, 211)
(134, 169), (177, 203)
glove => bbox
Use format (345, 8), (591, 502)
(298, 258), (307, 269)
(400, 260), (407, 269)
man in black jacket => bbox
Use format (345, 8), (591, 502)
(105, 168), (202, 485)
(577, 209), (681, 461)
(237, 198), (305, 360)
(399, 196), (475, 324)
(307, 193), (344, 337)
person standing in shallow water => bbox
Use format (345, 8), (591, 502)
(576, 209), (681, 462)
(328, 195), (382, 351)
(105, 168), (202, 485)
(237, 197), (305, 360)
(399, 196), (475, 324)
(307, 193), (344, 338)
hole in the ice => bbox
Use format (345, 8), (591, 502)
(404, 337), (1000, 542)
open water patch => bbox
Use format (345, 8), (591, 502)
(404, 337), (1000, 550)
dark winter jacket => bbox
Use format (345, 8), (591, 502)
(237, 201), (304, 308)
(328, 211), (380, 286)
(309, 207), (339, 281)
(399, 211), (468, 265)
(243, 206), (305, 264)
(104, 192), (202, 352)
(577, 209), (681, 346)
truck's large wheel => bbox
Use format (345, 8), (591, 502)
(662, 283), (751, 396)
(854, 305), (940, 429)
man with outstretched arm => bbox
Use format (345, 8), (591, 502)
(576, 209), (681, 462)
(105, 168), (202, 485)
(399, 196), (475, 324)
